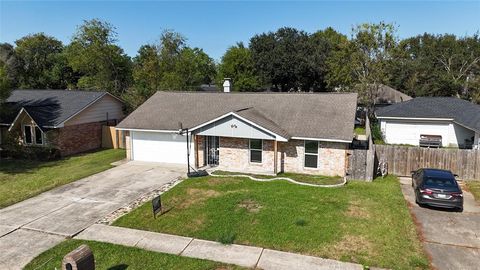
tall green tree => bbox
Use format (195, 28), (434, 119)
(14, 33), (70, 89)
(389, 33), (480, 99)
(328, 22), (397, 111)
(217, 42), (261, 91)
(65, 19), (132, 95)
(250, 27), (311, 91)
(125, 30), (216, 111)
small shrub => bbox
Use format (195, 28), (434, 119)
(218, 231), (236, 244)
(295, 218), (307, 226)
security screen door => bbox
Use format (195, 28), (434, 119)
(205, 136), (219, 166)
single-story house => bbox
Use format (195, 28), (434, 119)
(116, 91), (358, 176)
(0, 90), (124, 156)
(376, 97), (480, 149)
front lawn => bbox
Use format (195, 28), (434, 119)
(114, 175), (428, 269)
(466, 181), (480, 202)
(0, 149), (125, 208)
(213, 170), (343, 185)
(24, 239), (243, 270)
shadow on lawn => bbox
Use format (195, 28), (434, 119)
(108, 264), (129, 270)
(0, 159), (64, 175)
(0, 149), (109, 175)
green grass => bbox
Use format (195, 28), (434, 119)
(0, 149), (125, 208)
(213, 170), (343, 185)
(466, 181), (480, 202)
(114, 175), (428, 269)
(354, 127), (366, 135)
(24, 239), (244, 270)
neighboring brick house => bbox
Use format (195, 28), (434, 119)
(0, 90), (124, 156)
(117, 91), (357, 177)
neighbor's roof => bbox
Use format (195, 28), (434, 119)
(373, 84), (412, 104)
(376, 97), (480, 132)
(1, 90), (119, 128)
(117, 91), (358, 142)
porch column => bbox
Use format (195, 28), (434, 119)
(274, 140), (278, 174)
(194, 135), (199, 168)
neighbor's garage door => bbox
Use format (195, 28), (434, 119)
(131, 131), (190, 164)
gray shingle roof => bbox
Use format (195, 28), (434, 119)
(3, 90), (108, 128)
(376, 97), (480, 132)
(117, 91), (358, 142)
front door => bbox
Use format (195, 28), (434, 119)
(204, 136), (219, 166)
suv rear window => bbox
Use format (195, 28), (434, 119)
(424, 177), (457, 188)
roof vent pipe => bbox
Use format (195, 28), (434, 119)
(223, 78), (231, 93)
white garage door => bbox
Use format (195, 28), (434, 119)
(131, 131), (193, 164)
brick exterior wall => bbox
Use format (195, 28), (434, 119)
(205, 137), (347, 176)
(279, 140), (347, 176)
(51, 122), (103, 156)
(217, 137), (276, 174)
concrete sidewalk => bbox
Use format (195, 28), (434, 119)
(76, 224), (363, 270)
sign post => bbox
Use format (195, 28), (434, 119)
(152, 195), (162, 218)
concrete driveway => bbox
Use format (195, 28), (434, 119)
(399, 177), (480, 270)
(0, 161), (185, 269)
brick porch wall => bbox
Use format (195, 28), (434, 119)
(214, 137), (347, 176)
(52, 122), (103, 156)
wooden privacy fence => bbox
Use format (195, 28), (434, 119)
(375, 145), (480, 180)
(102, 126), (126, 149)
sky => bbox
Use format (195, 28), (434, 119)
(1, 1), (479, 61)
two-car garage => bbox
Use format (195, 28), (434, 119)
(130, 131), (193, 165)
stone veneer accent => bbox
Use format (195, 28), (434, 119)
(211, 137), (347, 176)
(51, 122), (103, 156)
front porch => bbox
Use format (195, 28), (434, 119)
(193, 135), (348, 177)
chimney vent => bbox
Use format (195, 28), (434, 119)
(223, 78), (231, 93)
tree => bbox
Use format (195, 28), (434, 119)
(126, 30), (216, 110)
(65, 19), (132, 95)
(328, 22), (397, 111)
(250, 27), (312, 91)
(309, 27), (349, 91)
(13, 33), (69, 89)
(388, 33), (480, 99)
(0, 62), (12, 106)
(217, 42), (261, 91)
(0, 43), (20, 89)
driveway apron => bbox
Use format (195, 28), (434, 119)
(0, 161), (184, 270)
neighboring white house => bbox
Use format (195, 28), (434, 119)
(376, 97), (480, 149)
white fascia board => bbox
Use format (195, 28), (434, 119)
(189, 111), (289, 142)
(291, 136), (352, 143)
(115, 128), (178, 133)
(376, 116), (454, 121)
(8, 107), (44, 132)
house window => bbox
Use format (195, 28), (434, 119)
(304, 140), (318, 168)
(23, 125), (33, 144)
(249, 139), (262, 163)
(35, 126), (43, 145)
